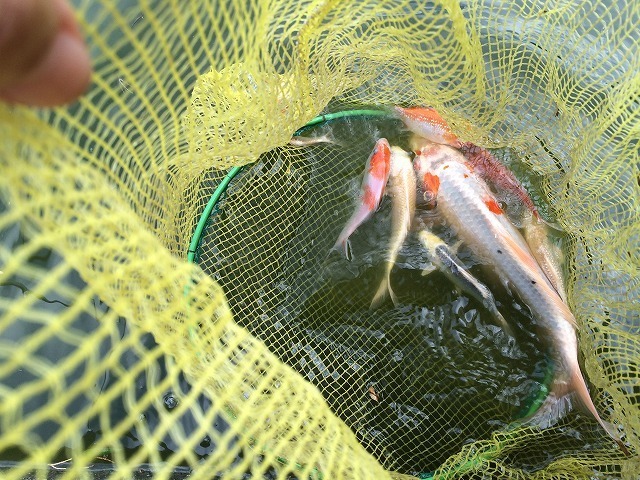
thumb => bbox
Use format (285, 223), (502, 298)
(0, 0), (91, 106)
(0, 0), (58, 88)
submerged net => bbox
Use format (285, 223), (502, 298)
(0, 0), (638, 478)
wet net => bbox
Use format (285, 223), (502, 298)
(0, 0), (638, 479)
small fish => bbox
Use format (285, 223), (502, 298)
(523, 217), (567, 302)
(418, 230), (511, 334)
(331, 138), (392, 260)
(370, 147), (416, 308)
(459, 141), (567, 301)
(289, 132), (338, 147)
(394, 106), (462, 148)
(413, 144), (629, 455)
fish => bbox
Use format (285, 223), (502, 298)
(394, 106), (462, 148)
(459, 141), (567, 302)
(289, 132), (338, 147)
(459, 141), (540, 218)
(413, 144), (629, 455)
(370, 147), (416, 308)
(418, 230), (512, 334)
(331, 138), (392, 260)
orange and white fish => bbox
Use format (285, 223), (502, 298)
(394, 106), (462, 148)
(331, 138), (392, 260)
(370, 147), (416, 308)
(414, 143), (628, 455)
(459, 141), (567, 302)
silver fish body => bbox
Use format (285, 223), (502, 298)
(371, 147), (416, 308)
(414, 143), (627, 453)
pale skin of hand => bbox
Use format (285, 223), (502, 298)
(0, 0), (91, 106)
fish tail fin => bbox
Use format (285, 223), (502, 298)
(570, 370), (631, 456)
(370, 265), (398, 309)
(323, 129), (343, 147)
(523, 371), (630, 456)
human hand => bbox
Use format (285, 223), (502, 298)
(0, 0), (91, 106)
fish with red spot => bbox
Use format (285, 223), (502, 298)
(413, 143), (629, 456)
(394, 106), (462, 148)
(331, 138), (392, 260)
(459, 141), (567, 302)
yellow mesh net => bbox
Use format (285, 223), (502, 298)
(1, 0), (638, 479)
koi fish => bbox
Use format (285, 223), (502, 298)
(394, 106), (462, 148)
(370, 147), (416, 308)
(459, 141), (567, 302)
(418, 230), (512, 334)
(414, 144), (629, 455)
(331, 138), (392, 260)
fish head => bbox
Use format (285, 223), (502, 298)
(418, 230), (445, 253)
(389, 146), (412, 175)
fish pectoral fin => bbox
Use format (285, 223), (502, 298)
(519, 388), (574, 430)
(344, 239), (354, 262)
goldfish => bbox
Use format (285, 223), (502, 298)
(331, 138), (392, 260)
(418, 230), (511, 334)
(394, 106), (462, 148)
(459, 141), (567, 302)
(370, 147), (416, 308)
(414, 143), (629, 455)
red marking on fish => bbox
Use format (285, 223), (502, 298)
(369, 141), (391, 179)
(461, 141), (540, 219)
(484, 198), (503, 215)
(362, 186), (377, 210)
(463, 173), (469, 178)
(423, 173), (440, 197)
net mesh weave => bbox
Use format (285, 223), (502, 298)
(0, 0), (638, 478)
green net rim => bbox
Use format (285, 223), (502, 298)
(184, 109), (554, 478)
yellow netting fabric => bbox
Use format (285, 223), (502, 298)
(0, 0), (638, 479)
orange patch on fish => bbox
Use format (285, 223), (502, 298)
(416, 144), (439, 156)
(369, 141), (391, 179)
(484, 198), (503, 215)
(362, 186), (377, 210)
(398, 106), (447, 128)
(395, 106), (461, 147)
(423, 173), (440, 197)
